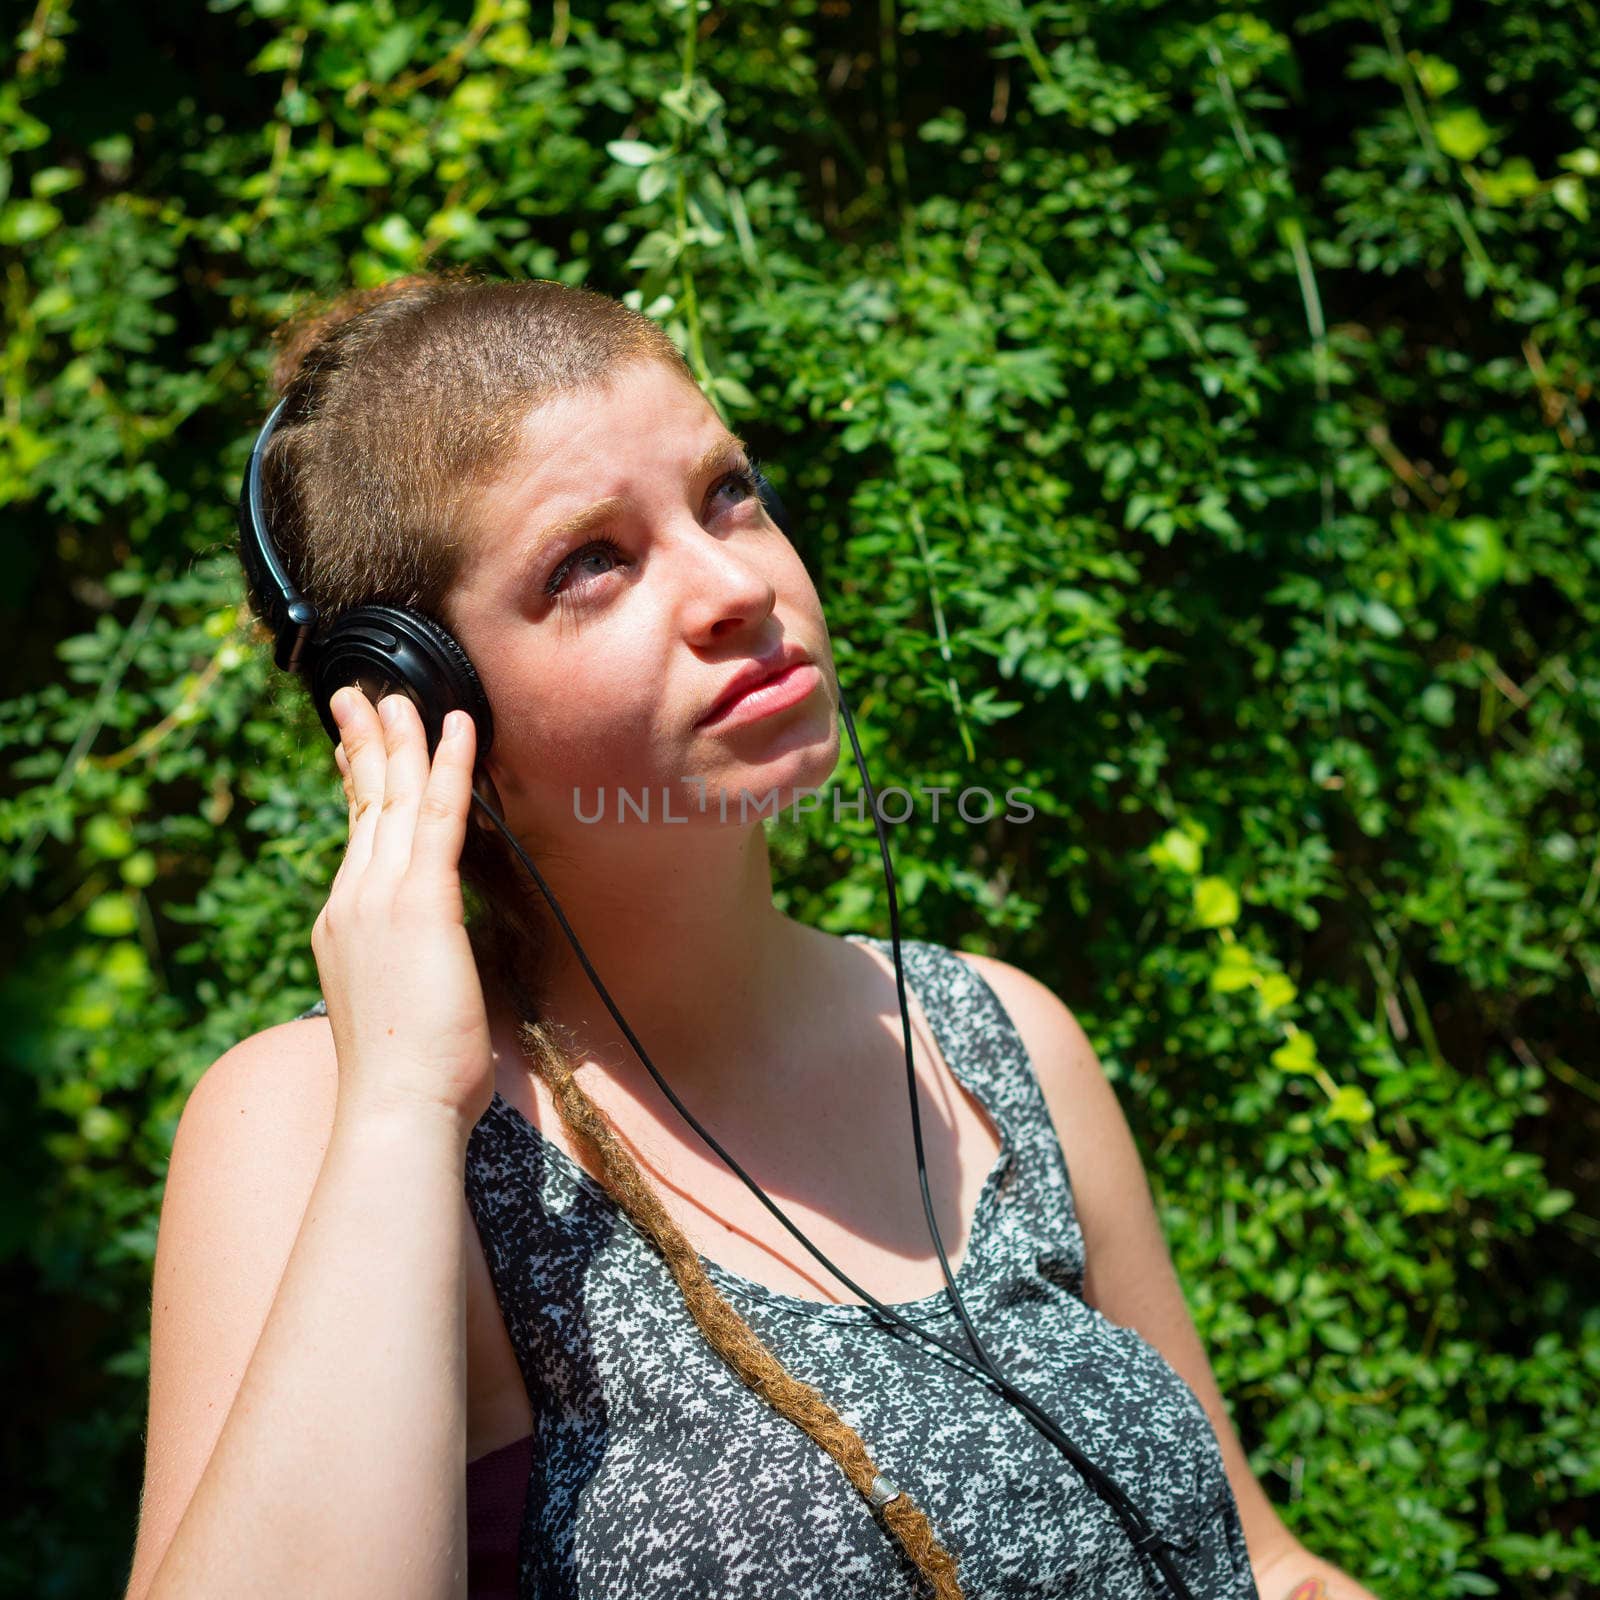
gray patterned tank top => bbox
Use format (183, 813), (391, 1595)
(455, 935), (1261, 1599)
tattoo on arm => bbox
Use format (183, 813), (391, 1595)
(1285, 1582), (1330, 1600)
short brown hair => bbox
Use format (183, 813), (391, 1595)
(256, 270), (694, 623)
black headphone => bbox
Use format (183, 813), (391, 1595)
(238, 395), (801, 761)
(236, 397), (1197, 1600)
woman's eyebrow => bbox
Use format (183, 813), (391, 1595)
(516, 436), (750, 574)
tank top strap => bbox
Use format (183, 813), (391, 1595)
(846, 933), (1048, 1154)
(846, 933), (1088, 1303)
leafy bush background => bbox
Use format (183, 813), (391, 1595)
(2, 0), (1596, 1595)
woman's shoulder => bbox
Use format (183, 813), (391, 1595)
(201, 1005), (338, 1097)
(951, 948), (1089, 1045)
(175, 1011), (340, 1177)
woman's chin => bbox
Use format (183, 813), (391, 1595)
(710, 722), (841, 807)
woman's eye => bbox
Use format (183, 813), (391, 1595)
(546, 537), (625, 598)
(718, 465), (761, 509)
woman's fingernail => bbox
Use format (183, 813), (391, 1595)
(443, 710), (467, 741)
(378, 695), (399, 727)
(330, 687), (350, 724)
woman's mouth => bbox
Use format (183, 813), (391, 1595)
(696, 661), (822, 731)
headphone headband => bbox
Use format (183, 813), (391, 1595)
(236, 397), (497, 760)
(237, 397), (322, 673)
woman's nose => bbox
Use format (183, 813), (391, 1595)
(675, 527), (779, 643)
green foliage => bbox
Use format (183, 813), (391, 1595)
(3, 0), (1597, 1595)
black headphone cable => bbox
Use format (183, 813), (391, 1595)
(468, 687), (1198, 1600)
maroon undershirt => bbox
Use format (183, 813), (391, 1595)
(466, 1434), (535, 1597)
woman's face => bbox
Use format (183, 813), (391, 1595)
(445, 358), (841, 838)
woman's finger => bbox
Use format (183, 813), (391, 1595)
(326, 740), (359, 895)
(330, 686), (386, 879)
(368, 692), (431, 879)
(334, 740), (355, 807)
(407, 708), (478, 884)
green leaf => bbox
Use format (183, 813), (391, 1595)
(1552, 175), (1589, 222)
(331, 147), (390, 187)
(1446, 517), (1506, 599)
(1151, 827), (1202, 874)
(102, 940), (150, 990)
(1324, 1084), (1375, 1124)
(625, 229), (679, 271)
(31, 166), (85, 198)
(85, 894), (139, 937)
(0, 199), (62, 244)
(1272, 1030), (1319, 1075)
(1362, 599), (1404, 638)
(1318, 1321), (1363, 1353)
(1256, 973), (1297, 1015)
(1193, 876), (1240, 928)
(84, 815), (135, 859)
(638, 163), (673, 205)
(1433, 108), (1493, 161)
(607, 140), (663, 167)
(364, 213), (422, 261)
(367, 23), (418, 84)
(1412, 55), (1460, 100)
(1472, 156), (1539, 206)
(1194, 494), (1241, 538)
(709, 373), (756, 409)
(918, 111), (968, 145)
(1364, 1142), (1408, 1181)
(1419, 684), (1456, 727)
(1210, 944), (1256, 993)
(120, 851), (158, 887)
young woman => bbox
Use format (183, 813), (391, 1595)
(124, 274), (1378, 1600)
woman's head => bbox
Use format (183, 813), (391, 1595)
(248, 271), (841, 996)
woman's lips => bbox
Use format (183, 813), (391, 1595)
(696, 661), (821, 730)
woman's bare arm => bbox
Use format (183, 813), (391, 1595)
(124, 1020), (474, 1600)
(127, 689), (495, 1600)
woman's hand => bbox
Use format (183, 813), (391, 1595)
(313, 685), (494, 1133)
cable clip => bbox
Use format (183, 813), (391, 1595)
(1131, 1526), (1178, 1558)
(866, 1474), (903, 1509)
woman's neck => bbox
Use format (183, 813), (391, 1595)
(502, 819), (820, 1098)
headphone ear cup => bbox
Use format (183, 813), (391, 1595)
(307, 604), (495, 764)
